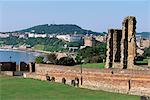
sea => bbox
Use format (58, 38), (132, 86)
(0, 49), (42, 64)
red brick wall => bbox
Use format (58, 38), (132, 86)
(26, 64), (150, 96)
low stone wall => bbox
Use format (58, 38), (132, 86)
(0, 71), (13, 76)
(26, 64), (150, 96)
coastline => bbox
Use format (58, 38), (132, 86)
(0, 47), (51, 54)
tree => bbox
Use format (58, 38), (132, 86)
(35, 56), (44, 63)
(57, 57), (76, 66)
(46, 53), (57, 64)
(143, 47), (150, 58)
(76, 43), (106, 64)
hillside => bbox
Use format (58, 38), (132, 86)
(16, 24), (102, 35)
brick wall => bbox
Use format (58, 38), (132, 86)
(26, 64), (150, 96)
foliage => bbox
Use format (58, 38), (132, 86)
(46, 53), (57, 64)
(143, 47), (150, 58)
(1, 37), (69, 52)
(67, 42), (82, 47)
(57, 57), (76, 66)
(136, 59), (148, 65)
(1, 37), (65, 47)
(76, 43), (106, 64)
(35, 56), (44, 63)
(43, 45), (68, 52)
(16, 24), (101, 35)
(33, 44), (44, 50)
(135, 55), (145, 61)
(89, 56), (103, 63)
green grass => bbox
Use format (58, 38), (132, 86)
(33, 44), (45, 50)
(0, 75), (139, 100)
(78, 63), (105, 68)
(136, 59), (148, 64)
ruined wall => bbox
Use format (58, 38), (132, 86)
(112, 29), (122, 68)
(105, 16), (138, 69)
(105, 29), (122, 68)
(0, 62), (16, 71)
(26, 64), (150, 96)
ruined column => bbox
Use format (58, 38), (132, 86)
(105, 29), (113, 68)
(16, 64), (20, 71)
(29, 63), (32, 72)
(128, 16), (137, 69)
(121, 16), (137, 69)
(121, 17), (128, 69)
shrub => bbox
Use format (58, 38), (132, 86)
(57, 57), (76, 66)
(75, 43), (106, 64)
(46, 53), (57, 64)
(35, 56), (44, 63)
(143, 47), (150, 58)
(135, 55), (145, 61)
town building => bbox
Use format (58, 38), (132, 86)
(28, 32), (47, 38)
(56, 34), (82, 42)
(84, 36), (95, 47)
(95, 35), (107, 43)
(0, 33), (10, 38)
(19, 34), (28, 38)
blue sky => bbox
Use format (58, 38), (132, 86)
(0, 0), (150, 32)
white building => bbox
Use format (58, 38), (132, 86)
(56, 35), (70, 41)
(28, 32), (47, 38)
(34, 34), (47, 38)
(56, 34), (82, 42)
(28, 33), (35, 38)
(0, 33), (10, 38)
(19, 34), (28, 38)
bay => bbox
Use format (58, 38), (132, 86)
(0, 49), (42, 64)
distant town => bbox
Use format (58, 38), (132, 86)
(0, 25), (149, 56)
(0, 24), (107, 52)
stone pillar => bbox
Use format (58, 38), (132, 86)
(112, 30), (117, 68)
(121, 16), (137, 69)
(148, 59), (150, 67)
(105, 29), (113, 68)
(121, 17), (128, 69)
(29, 63), (32, 72)
(16, 65), (20, 71)
(127, 16), (137, 69)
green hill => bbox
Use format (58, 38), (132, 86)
(16, 24), (102, 35)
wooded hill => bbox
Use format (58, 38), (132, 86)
(16, 24), (103, 35)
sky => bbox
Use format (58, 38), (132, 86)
(0, 0), (150, 32)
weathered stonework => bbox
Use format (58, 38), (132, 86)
(105, 29), (113, 68)
(105, 16), (137, 69)
(121, 16), (137, 69)
(105, 29), (122, 68)
(25, 64), (150, 96)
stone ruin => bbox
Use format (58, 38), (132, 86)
(105, 16), (137, 69)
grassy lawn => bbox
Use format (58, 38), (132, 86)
(78, 63), (105, 68)
(136, 59), (148, 64)
(0, 75), (139, 100)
